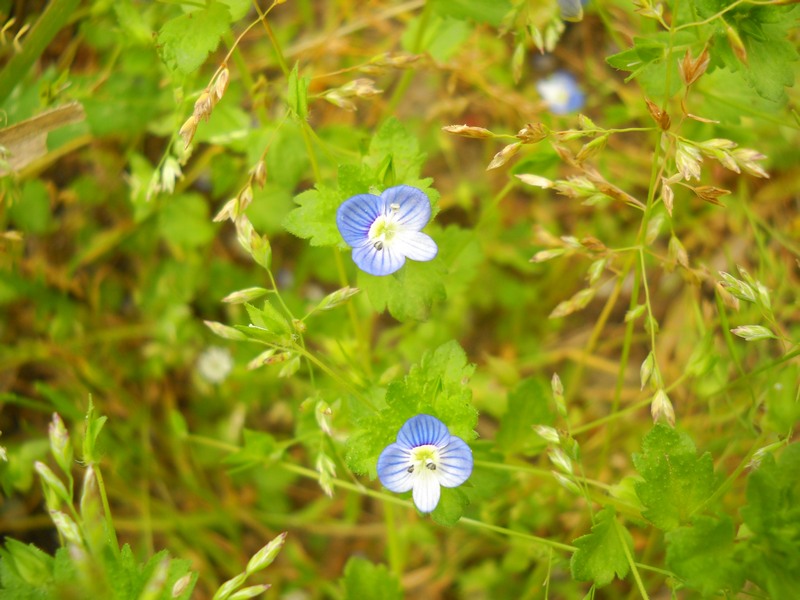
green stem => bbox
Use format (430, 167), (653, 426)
(384, 502), (402, 577)
(334, 248), (371, 376)
(260, 10), (290, 77)
(294, 346), (376, 411)
(92, 464), (120, 556)
(615, 519), (650, 600)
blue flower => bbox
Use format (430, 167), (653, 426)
(558, 0), (585, 22)
(336, 185), (438, 276)
(377, 414), (473, 513)
(536, 71), (585, 115)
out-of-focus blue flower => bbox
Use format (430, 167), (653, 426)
(377, 414), (473, 513)
(558, 0), (584, 22)
(536, 70), (585, 115)
(336, 185), (437, 276)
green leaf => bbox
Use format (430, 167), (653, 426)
(82, 399), (107, 465)
(431, 486), (469, 526)
(157, 2), (232, 75)
(219, 0), (250, 21)
(341, 557), (402, 600)
(358, 258), (446, 322)
(606, 33), (690, 99)
(283, 184), (341, 246)
(570, 506), (633, 587)
(243, 301), (291, 340)
(0, 539), (54, 591)
(738, 443), (800, 598)
(632, 424), (716, 531)
(346, 340), (477, 478)
(365, 118), (426, 184)
(430, 0), (512, 26)
(7, 180), (51, 234)
(158, 194), (216, 249)
(497, 377), (555, 454)
(287, 63), (310, 119)
(666, 516), (743, 597)
(695, 4), (799, 103)
(401, 14), (471, 62)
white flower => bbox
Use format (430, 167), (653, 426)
(196, 346), (233, 384)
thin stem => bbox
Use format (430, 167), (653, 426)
(384, 502), (402, 577)
(92, 464), (120, 556)
(615, 519), (650, 600)
(386, 0), (431, 113)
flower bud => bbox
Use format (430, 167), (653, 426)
(213, 573), (247, 600)
(178, 116), (198, 150)
(50, 510), (83, 547)
(246, 531), (287, 574)
(442, 124), (495, 139)
(730, 325), (776, 342)
(172, 573), (194, 598)
(676, 142), (702, 181)
(516, 173), (553, 189)
(650, 389), (675, 427)
(214, 68), (230, 102)
(48, 413), (72, 476)
(551, 373), (567, 417)
(316, 286), (360, 310)
(222, 287), (270, 304)
(533, 425), (561, 445)
(253, 160), (267, 188)
(229, 586), (271, 600)
(193, 92), (213, 122)
(486, 142), (521, 170)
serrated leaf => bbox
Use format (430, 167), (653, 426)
(738, 444), (800, 598)
(358, 258), (445, 322)
(632, 424), (716, 531)
(346, 341), (476, 477)
(570, 506), (633, 587)
(283, 185), (341, 246)
(666, 516), (743, 596)
(157, 2), (231, 75)
(364, 118), (426, 184)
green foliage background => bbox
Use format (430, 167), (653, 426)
(1, 0), (799, 598)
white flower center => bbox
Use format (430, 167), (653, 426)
(539, 79), (570, 107)
(368, 205), (402, 251)
(406, 445), (440, 474)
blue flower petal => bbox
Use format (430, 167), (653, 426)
(558, 0), (584, 22)
(393, 231), (438, 262)
(537, 71), (585, 115)
(380, 185), (432, 231)
(412, 469), (441, 513)
(436, 436), (473, 488)
(351, 241), (406, 276)
(377, 443), (415, 493)
(397, 414), (450, 450)
(336, 193), (383, 247)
